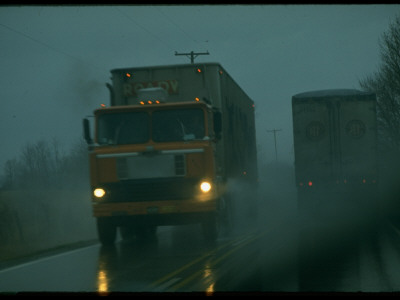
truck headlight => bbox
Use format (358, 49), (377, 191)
(200, 181), (212, 193)
(94, 188), (106, 198)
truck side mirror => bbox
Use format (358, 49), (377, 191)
(83, 118), (93, 144)
(213, 111), (222, 140)
(106, 83), (115, 106)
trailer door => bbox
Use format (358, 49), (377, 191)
(293, 98), (332, 186)
(338, 96), (377, 184)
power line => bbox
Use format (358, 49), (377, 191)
(155, 7), (199, 44)
(115, 8), (210, 64)
(0, 22), (106, 72)
(267, 128), (282, 162)
(114, 7), (175, 51)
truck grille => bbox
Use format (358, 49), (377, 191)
(117, 154), (186, 180)
(102, 177), (199, 202)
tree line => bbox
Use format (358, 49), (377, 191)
(360, 14), (400, 153)
(1, 138), (89, 190)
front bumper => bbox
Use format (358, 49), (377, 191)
(92, 199), (217, 217)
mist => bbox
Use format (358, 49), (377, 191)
(1, 5), (400, 292)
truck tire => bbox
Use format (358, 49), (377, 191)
(120, 225), (135, 242)
(97, 217), (117, 246)
(134, 225), (157, 241)
(219, 196), (233, 236)
(202, 214), (218, 243)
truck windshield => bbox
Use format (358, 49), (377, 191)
(152, 108), (205, 142)
(97, 112), (149, 145)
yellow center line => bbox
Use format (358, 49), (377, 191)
(167, 230), (268, 292)
(147, 232), (249, 289)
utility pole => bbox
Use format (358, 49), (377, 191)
(267, 129), (282, 162)
(175, 51), (209, 64)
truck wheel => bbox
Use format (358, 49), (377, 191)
(120, 225), (135, 242)
(97, 217), (117, 246)
(148, 225), (157, 236)
(219, 196), (233, 236)
(202, 214), (218, 243)
(134, 225), (157, 241)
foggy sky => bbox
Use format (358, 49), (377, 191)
(1, 4), (400, 178)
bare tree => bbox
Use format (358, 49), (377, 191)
(61, 138), (89, 188)
(18, 140), (51, 188)
(359, 15), (400, 213)
(3, 159), (19, 189)
(360, 14), (400, 150)
(1, 137), (88, 190)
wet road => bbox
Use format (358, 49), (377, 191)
(0, 198), (300, 294)
(2, 175), (400, 293)
(1, 210), (400, 294)
(0, 225), (281, 293)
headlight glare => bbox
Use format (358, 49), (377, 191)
(94, 188), (106, 198)
(200, 181), (212, 193)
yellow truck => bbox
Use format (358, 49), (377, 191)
(83, 63), (258, 246)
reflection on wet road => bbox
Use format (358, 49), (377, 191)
(3, 165), (400, 294)
(94, 222), (282, 293)
(0, 211), (290, 294)
(1, 208), (400, 293)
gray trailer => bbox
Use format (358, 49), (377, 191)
(292, 89), (378, 208)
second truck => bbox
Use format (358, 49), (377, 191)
(83, 62), (258, 246)
(292, 89), (379, 210)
